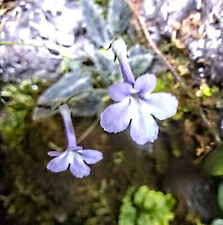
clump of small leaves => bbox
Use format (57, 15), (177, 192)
(119, 186), (176, 225)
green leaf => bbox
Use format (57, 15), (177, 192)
(143, 191), (157, 211)
(203, 147), (223, 175)
(107, 0), (131, 35)
(129, 44), (148, 57)
(119, 186), (176, 225)
(137, 214), (152, 225)
(218, 181), (223, 212)
(129, 54), (154, 77)
(68, 89), (106, 117)
(92, 51), (120, 85)
(128, 45), (154, 77)
(133, 186), (149, 208)
(82, 0), (110, 47)
(119, 187), (137, 225)
(39, 72), (91, 103)
(32, 72), (92, 120)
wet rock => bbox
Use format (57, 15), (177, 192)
(210, 56), (223, 84)
(148, 25), (161, 43)
(0, 45), (61, 82)
(142, 0), (160, 20)
(141, 0), (223, 84)
(163, 160), (221, 221)
(166, 0), (196, 22)
(0, 0), (92, 82)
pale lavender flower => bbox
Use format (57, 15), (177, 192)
(100, 38), (178, 145)
(47, 104), (102, 178)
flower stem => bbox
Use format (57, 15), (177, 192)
(77, 118), (99, 144)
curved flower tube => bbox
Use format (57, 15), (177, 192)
(47, 104), (103, 178)
(100, 38), (178, 145)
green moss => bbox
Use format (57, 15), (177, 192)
(0, 79), (42, 153)
(201, 85), (219, 98)
(158, 39), (174, 53)
(94, 0), (109, 6)
(186, 214), (205, 225)
(154, 71), (175, 93)
(119, 186), (176, 225)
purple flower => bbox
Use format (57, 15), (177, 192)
(100, 38), (178, 145)
(47, 104), (103, 178)
(47, 147), (103, 178)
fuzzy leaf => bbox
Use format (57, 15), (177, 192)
(32, 72), (92, 120)
(129, 44), (148, 57)
(68, 89), (106, 117)
(107, 0), (131, 35)
(92, 51), (120, 85)
(129, 53), (154, 76)
(128, 45), (154, 76)
(82, 0), (110, 47)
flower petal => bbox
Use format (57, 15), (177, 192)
(69, 154), (90, 178)
(80, 150), (103, 164)
(108, 82), (132, 102)
(100, 98), (132, 133)
(48, 151), (62, 157)
(130, 100), (159, 144)
(134, 74), (157, 94)
(143, 93), (178, 120)
(47, 151), (69, 173)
